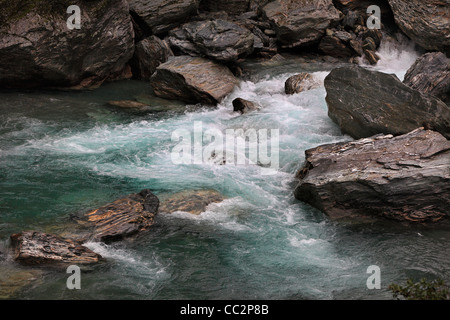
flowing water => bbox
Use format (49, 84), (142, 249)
(0, 36), (449, 300)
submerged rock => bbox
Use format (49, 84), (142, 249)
(294, 128), (450, 223)
(325, 65), (450, 139)
(403, 52), (450, 104)
(159, 190), (225, 215)
(10, 231), (102, 266)
(107, 100), (149, 109)
(0, 265), (43, 299)
(285, 73), (320, 95)
(151, 56), (239, 105)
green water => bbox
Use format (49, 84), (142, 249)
(0, 57), (449, 300)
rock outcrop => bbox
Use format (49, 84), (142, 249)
(325, 65), (450, 139)
(403, 52), (450, 104)
(294, 128), (450, 223)
(150, 56), (239, 104)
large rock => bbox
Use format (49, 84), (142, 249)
(403, 52), (450, 104)
(0, 0), (134, 89)
(285, 73), (320, 95)
(77, 189), (159, 243)
(387, 0), (450, 53)
(199, 0), (250, 15)
(168, 19), (254, 62)
(325, 65), (450, 139)
(150, 56), (239, 104)
(10, 231), (102, 266)
(159, 189), (225, 215)
(128, 0), (199, 35)
(294, 128), (450, 223)
(261, 0), (340, 48)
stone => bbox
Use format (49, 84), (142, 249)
(285, 73), (320, 95)
(150, 56), (239, 105)
(318, 36), (355, 58)
(294, 128), (450, 223)
(199, 0), (250, 16)
(10, 231), (102, 266)
(233, 98), (259, 114)
(107, 100), (149, 109)
(324, 65), (450, 139)
(159, 190), (225, 215)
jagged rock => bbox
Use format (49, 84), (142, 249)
(168, 19), (254, 62)
(233, 98), (259, 114)
(10, 231), (102, 266)
(364, 49), (380, 65)
(76, 189), (159, 243)
(159, 190), (225, 215)
(294, 128), (450, 223)
(285, 73), (320, 95)
(261, 0), (340, 48)
(325, 65), (450, 139)
(199, 0), (250, 15)
(403, 52), (450, 104)
(0, 0), (134, 89)
(318, 36), (355, 58)
(128, 0), (199, 35)
(130, 36), (173, 81)
(151, 56), (239, 104)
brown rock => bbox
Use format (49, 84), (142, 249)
(285, 73), (319, 95)
(159, 190), (225, 215)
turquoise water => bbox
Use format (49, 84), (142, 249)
(1, 46), (449, 300)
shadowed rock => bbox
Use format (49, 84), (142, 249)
(294, 128), (450, 223)
(233, 98), (259, 114)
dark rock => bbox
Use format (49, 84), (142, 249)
(342, 10), (359, 29)
(199, 0), (250, 16)
(294, 128), (450, 223)
(325, 65), (450, 139)
(77, 189), (159, 243)
(168, 19), (254, 62)
(130, 36), (173, 81)
(318, 36), (355, 58)
(388, 0), (449, 53)
(349, 39), (363, 56)
(285, 73), (320, 95)
(10, 231), (102, 266)
(159, 190), (225, 215)
(150, 56), (239, 105)
(364, 49), (380, 65)
(261, 0), (340, 48)
(128, 0), (199, 35)
(0, 0), (134, 89)
(362, 37), (377, 52)
(403, 52), (450, 104)
(233, 98), (259, 114)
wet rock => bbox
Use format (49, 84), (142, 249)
(10, 231), (102, 266)
(261, 0), (340, 48)
(150, 56), (239, 105)
(0, 0), (134, 89)
(325, 65), (450, 139)
(159, 190), (225, 215)
(233, 98), (259, 114)
(318, 36), (355, 58)
(0, 265), (43, 299)
(128, 0), (199, 35)
(130, 36), (173, 81)
(168, 19), (254, 62)
(294, 128), (450, 223)
(285, 73), (320, 95)
(364, 49), (380, 65)
(388, 0), (450, 53)
(107, 100), (149, 110)
(78, 189), (159, 243)
(403, 52), (450, 104)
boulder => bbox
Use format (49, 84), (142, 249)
(150, 56), (239, 104)
(261, 0), (340, 48)
(159, 190), (225, 215)
(168, 19), (254, 62)
(130, 36), (173, 81)
(10, 231), (102, 266)
(318, 36), (355, 58)
(199, 0), (250, 16)
(403, 52), (450, 104)
(294, 128), (450, 223)
(233, 98), (259, 114)
(387, 0), (450, 53)
(285, 73), (320, 95)
(77, 189), (159, 243)
(0, 0), (134, 89)
(324, 65), (450, 139)
(128, 0), (199, 35)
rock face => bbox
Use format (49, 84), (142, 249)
(169, 19), (254, 62)
(159, 189), (225, 215)
(0, 0), (135, 89)
(130, 36), (173, 81)
(285, 73), (320, 94)
(233, 98), (259, 114)
(387, 0), (450, 53)
(150, 56), (239, 104)
(403, 52), (450, 104)
(325, 65), (450, 139)
(261, 0), (340, 48)
(78, 189), (159, 243)
(128, 0), (199, 35)
(10, 231), (102, 266)
(294, 128), (450, 223)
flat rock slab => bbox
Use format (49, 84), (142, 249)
(294, 128), (450, 223)
(10, 231), (102, 266)
(159, 190), (225, 215)
(79, 189), (159, 243)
